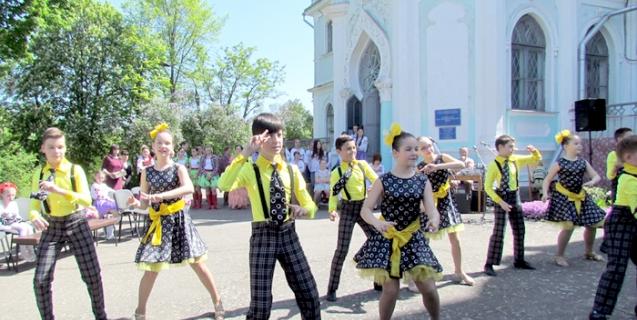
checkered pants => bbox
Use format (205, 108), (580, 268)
(486, 191), (525, 265)
(592, 206), (637, 316)
(327, 200), (375, 293)
(34, 214), (106, 320)
(247, 221), (321, 320)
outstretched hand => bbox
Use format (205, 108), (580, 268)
(373, 220), (397, 233)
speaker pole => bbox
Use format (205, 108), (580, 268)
(588, 130), (593, 163)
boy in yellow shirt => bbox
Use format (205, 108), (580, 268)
(29, 127), (107, 320)
(591, 134), (637, 319)
(483, 135), (542, 276)
(218, 113), (320, 319)
(606, 127), (633, 202)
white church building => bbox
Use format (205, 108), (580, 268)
(304, 0), (637, 170)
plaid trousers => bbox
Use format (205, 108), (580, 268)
(327, 200), (375, 293)
(247, 221), (321, 320)
(34, 214), (106, 320)
(592, 206), (637, 316)
(486, 191), (525, 265)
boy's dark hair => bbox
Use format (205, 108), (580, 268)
(392, 132), (415, 151)
(617, 135), (637, 161)
(120, 150), (129, 156)
(294, 151), (301, 156)
(495, 135), (515, 151)
(252, 113), (284, 135)
(614, 127), (633, 141)
(372, 153), (382, 162)
(41, 127), (64, 144)
(335, 134), (354, 150)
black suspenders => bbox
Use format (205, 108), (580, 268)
(252, 163), (297, 221)
(494, 160), (518, 192)
(39, 164), (78, 215)
(337, 163), (367, 201)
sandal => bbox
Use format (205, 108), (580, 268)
(452, 273), (475, 286)
(214, 300), (225, 320)
(554, 255), (569, 267)
(585, 252), (604, 262)
(133, 312), (146, 320)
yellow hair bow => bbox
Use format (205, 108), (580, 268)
(384, 123), (402, 146)
(150, 123), (169, 139)
(554, 129), (571, 144)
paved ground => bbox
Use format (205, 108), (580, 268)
(1, 206), (635, 320)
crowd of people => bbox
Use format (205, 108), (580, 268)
(1, 114), (635, 320)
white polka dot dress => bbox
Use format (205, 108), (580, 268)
(135, 164), (208, 270)
(417, 158), (463, 234)
(353, 172), (443, 279)
(546, 158), (605, 227)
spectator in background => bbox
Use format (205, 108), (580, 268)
(355, 126), (368, 161)
(120, 150), (133, 189)
(102, 144), (125, 190)
(136, 145), (154, 177)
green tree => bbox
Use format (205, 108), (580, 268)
(0, 108), (38, 197)
(275, 99), (313, 141)
(7, 0), (165, 169)
(0, 0), (69, 72)
(204, 43), (285, 119)
(181, 106), (250, 156)
(124, 0), (223, 101)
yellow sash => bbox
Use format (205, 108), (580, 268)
(432, 181), (450, 207)
(143, 199), (186, 246)
(382, 217), (421, 278)
(555, 182), (585, 215)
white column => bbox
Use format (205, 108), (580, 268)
(557, 0), (578, 130)
(392, 0), (419, 133)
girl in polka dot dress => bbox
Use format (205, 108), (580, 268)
(354, 124), (443, 320)
(128, 124), (224, 320)
(542, 130), (606, 267)
(416, 136), (474, 286)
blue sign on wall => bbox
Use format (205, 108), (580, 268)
(435, 109), (461, 127)
(439, 127), (456, 140)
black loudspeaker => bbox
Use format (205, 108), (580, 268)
(575, 99), (606, 132)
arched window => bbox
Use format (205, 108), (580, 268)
(511, 15), (546, 110)
(359, 42), (381, 94)
(326, 103), (334, 146)
(585, 32), (609, 99)
(326, 21), (333, 53)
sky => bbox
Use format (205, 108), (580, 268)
(108, 0), (315, 113)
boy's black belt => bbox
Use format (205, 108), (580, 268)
(252, 220), (295, 230)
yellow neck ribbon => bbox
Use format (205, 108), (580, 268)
(432, 181), (450, 207)
(555, 182), (585, 215)
(382, 217), (421, 278)
(143, 199), (186, 246)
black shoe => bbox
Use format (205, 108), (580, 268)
(326, 291), (337, 302)
(484, 264), (497, 276)
(589, 310), (607, 320)
(513, 260), (536, 270)
(373, 283), (383, 291)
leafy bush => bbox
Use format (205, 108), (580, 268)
(584, 186), (610, 209)
(0, 110), (38, 197)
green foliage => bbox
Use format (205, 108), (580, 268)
(122, 97), (184, 157)
(203, 43), (285, 119)
(181, 106), (250, 155)
(124, 0), (224, 100)
(7, 0), (165, 169)
(584, 186), (610, 209)
(275, 99), (313, 141)
(0, 0), (70, 72)
(0, 108), (38, 197)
